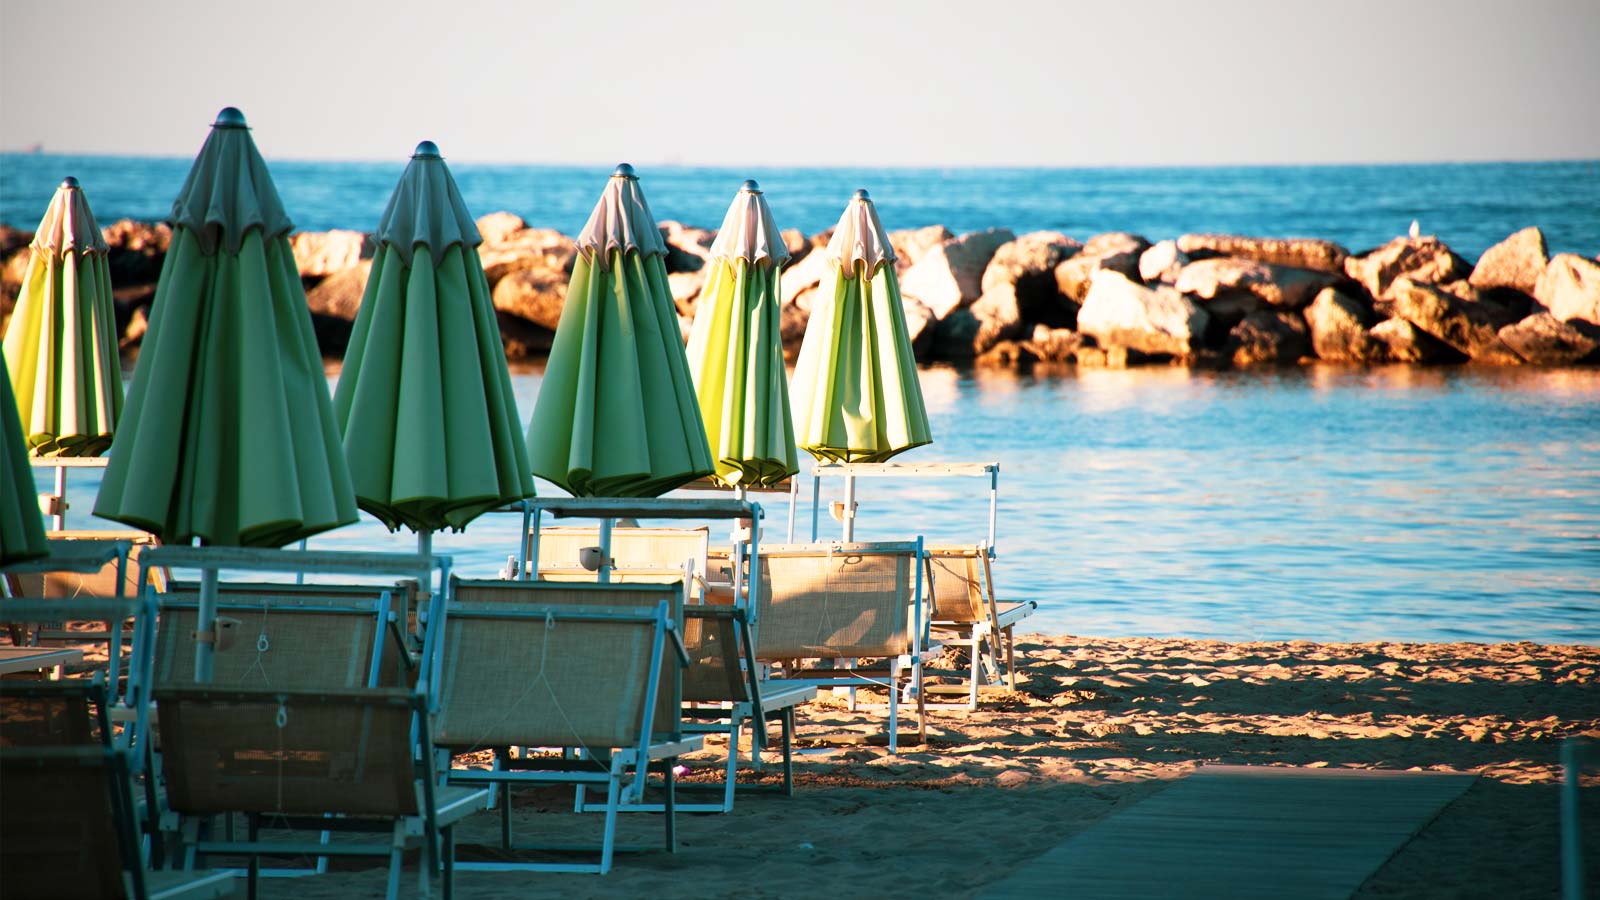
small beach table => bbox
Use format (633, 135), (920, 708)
(0, 645), (83, 679)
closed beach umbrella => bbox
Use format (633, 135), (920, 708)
(333, 141), (533, 533)
(1, 357), (48, 566)
(790, 189), (931, 465)
(685, 180), (796, 489)
(94, 107), (357, 548)
(526, 164), (713, 497)
(3, 177), (123, 458)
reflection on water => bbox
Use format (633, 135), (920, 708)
(43, 365), (1600, 645)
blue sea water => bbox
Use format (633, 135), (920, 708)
(8, 154), (1600, 645)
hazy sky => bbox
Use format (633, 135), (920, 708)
(3, 0), (1597, 167)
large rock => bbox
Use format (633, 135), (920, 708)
(1020, 325), (1084, 363)
(1175, 257), (1336, 310)
(888, 225), (954, 273)
(1303, 287), (1386, 362)
(969, 231), (1080, 352)
(1052, 232), (1147, 302)
(779, 246), (835, 306)
(290, 229), (372, 278)
(1227, 310), (1310, 366)
(668, 270), (707, 317)
(1470, 227), (1547, 296)
(659, 220), (716, 273)
(1077, 270), (1209, 357)
(474, 211), (527, 244)
(496, 313), (555, 359)
(899, 228), (1015, 319)
(781, 229), (810, 266)
(1534, 254), (1600, 326)
(101, 219), (172, 286)
(1082, 232), (1150, 259)
(1176, 234), (1349, 274)
(1345, 235), (1471, 297)
(477, 228), (576, 285)
(491, 264), (567, 331)
(1386, 277), (1522, 363)
(902, 296), (937, 359)
(1369, 317), (1464, 363)
(303, 260), (372, 321)
(930, 308), (980, 359)
(1497, 313), (1600, 365)
(1139, 240), (1188, 284)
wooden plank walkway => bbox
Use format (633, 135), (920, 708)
(979, 765), (1476, 900)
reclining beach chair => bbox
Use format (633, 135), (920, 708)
(431, 579), (700, 874)
(752, 540), (932, 753)
(531, 525), (711, 595)
(153, 684), (483, 900)
(3, 530), (161, 647)
(923, 545), (1035, 709)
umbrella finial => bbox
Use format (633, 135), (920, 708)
(412, 140), (441, 159)
(612, 163), (637, 179)
(60, 176), (80, 190)
(213, 107), (248, 129)
(740, 179), (761, 193)
(852, 188), (870, 201)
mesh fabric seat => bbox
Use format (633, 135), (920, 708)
(2, 531), (160, 648)
(924, 545), (1035, 708)
(531, 526), (710, 596)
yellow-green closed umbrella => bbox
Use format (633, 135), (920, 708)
(526, 164), (712, 497)
(333, 141), (533, 533)
(685, 180), (796, 489)
(790, 189), (931, 465)
(1, 356), (48, 566)
(3, 177), (123, 458)
(94, 107), (357, 548)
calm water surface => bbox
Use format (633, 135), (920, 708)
(39, 365), (1600, 646)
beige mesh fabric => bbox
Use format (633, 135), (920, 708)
(534, 526), (709, 587)
(0, 690), (97, 747)
(0, 747), (129, 899)
(925, 547), (986, 622)
(154, 595), (401, 690)
(156, 689), (418, 817)
(681, 607), (745, 704)
(753, 545), (914, 660)
(432, 600), (655, 750)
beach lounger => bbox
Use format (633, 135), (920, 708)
(3, 530), (161, 649)
(531, 525), (711, 595)
(431, 579), (699, 874)
(1, 744), (236, 900)
(924, 545), (1035, 708)
(752, 540), (933, 753)
(154, 684), (482, 899)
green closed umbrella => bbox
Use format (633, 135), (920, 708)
(1, 357), (48, 566)
(333, 141), (533, 534)
(685, 180), (796, 489)
(95, 107), (357, 549)
(526, 164), (713, 498)
(3, 177), (123, 458)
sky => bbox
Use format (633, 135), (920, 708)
(2, 0), (1598, 167)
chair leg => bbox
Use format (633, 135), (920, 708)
(600, 757), (624, 875)
(915, 657), (928, 745)
(782, 707), (795, 797)
(247, 816), (261, 900)
(1004, 625), (1018, 690)
(969, 631), (981, 710)
(385, 819), (405, 900)
(442, 825), (456, 900)
(664, 757), (678, 853)
(499, 780), (513, 849)
(722, 720), (740, 813)
(889, 659), (900, 754)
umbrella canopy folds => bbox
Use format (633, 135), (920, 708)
(3, 177), (123, 457)
(790, 190), (931, 464)
(1, 357), (48, 565)
(332, 141), (533, 532)
(685, 180), (796, 489)
(94, 107), (357, 547)
(526, 164), (713, 497)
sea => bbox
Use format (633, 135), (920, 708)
(6, 155), (1600, 645)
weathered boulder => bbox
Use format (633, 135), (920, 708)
(659, 220), (715, 273)
(290, 229), (372, 278)
(1175, 257), (1336, 309)
(1077, 270), (1209, 357)
(1470, 226), (1547, 296)
(1386, 277), (1522, 363)
(668, 270), (707, 317)
(888, 225), (954, 273)
(1303, 287), (1386, 362)
(976, 340), (1035, 367)
(102, 219), (172, 286)
(1052, 232), (1147, 302)
(1139, 240), (1188, 284)
(1176, 234), (1349, 274)
(1, 249), (30, 298)
(1082, 232), (1150, 259)
(476, 228), (577, 285)
(303, 260), (373, 321)
(1227, 310), (1311, 366)
(902, 296), (937, 359)
(969, 231), (1080, 352)
(931, 308), (981, 358)
(1345, 235), (1471, 297)
(1369, 317), (1464, 363)
(496, 313), (555, 359)
(0, 225), (30, 258)
(474, 211), (527, 245)
(1534, 254), (1600, 326)
(119, 306), (149, 351)
(491, 264), (567, 332)
(1021, 325), (1084, 363)
(1497, 312), (1600, 365)
(780, 301), (810, 354)
(807, 228), (834, 251)
(781, 229), (810, 266)
(779, 247), (835, 306)
(899, 228), (1014, 319)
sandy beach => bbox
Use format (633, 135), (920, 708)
(195, 632), (1600, 899)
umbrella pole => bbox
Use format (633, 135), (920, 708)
(417, 528), (434, 609)
(51, 465), (67, 531)
(195, 567), (218, 682)
(598, 519), (613, 584)
(843, 474), (857, 542)
(734, 486), (748, 608)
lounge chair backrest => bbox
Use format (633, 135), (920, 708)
(752, 542), (918, 660)
(0, 746), (141, 900)
(4, 531), (163, 602)
(924, 546), (988, 622)
(435, 581), (678, 751)
(534, 526), (709, 587)
(167, 579), (418, 643)
(0, 679), (110, 748)
(154, 687), (420, 817)
(681, 606), (747, 704)
(153, 590), (406, 690)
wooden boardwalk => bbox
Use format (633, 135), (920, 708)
(979, 765), (1476, 900)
